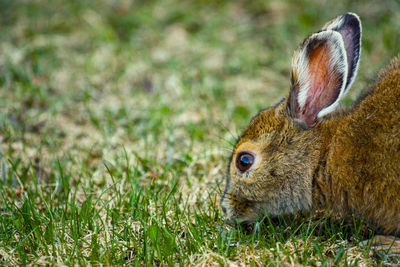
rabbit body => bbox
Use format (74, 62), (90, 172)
(314, 58), (400, 234)
(220, 13), (400, 236)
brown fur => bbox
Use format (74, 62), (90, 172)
(220, 13), (400, 236)
(317, 58), (400, 234)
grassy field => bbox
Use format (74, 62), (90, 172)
(1, 0), (399, 265)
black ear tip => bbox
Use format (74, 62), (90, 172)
(342, 12), (361, 28)
(323, 12), (362, 35)
(343, 12), (360, 20)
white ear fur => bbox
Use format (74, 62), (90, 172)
(317, 32), (348, 118)
(322, 12), (362, 95)
(322, 12), (349, 30)
(291, 31), (348, 119)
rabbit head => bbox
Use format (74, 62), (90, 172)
(220, 13), (361, 222)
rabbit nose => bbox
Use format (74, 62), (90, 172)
(220, 196), (227, 214)
(220, 194), (230, 215)
(221, 205), (227, 214)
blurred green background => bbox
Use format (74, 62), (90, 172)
(1, 0), (399, 154)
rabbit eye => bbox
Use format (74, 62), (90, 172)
(236, 152), (254, 172)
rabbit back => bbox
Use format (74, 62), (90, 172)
(315, 57), (400, 234)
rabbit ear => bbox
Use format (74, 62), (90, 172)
(322, 12), (362, 94)
(289, 31), (348, 129)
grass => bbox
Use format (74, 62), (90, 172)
(0, 0), (399, 265)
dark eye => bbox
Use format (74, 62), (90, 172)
(236, 152), (254, 172)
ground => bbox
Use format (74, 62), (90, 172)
(0, 0), (399, 265)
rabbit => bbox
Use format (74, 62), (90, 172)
(220, 12), (400, 252)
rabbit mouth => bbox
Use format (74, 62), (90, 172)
(221, 191), (309, 222)
(220, 193), (267, 222)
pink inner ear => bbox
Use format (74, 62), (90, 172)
(297, 43), (341, 127)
